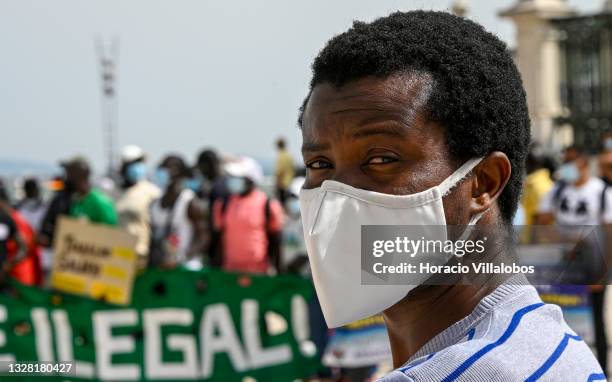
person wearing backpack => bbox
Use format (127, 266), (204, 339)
(213, 156), (284, 274)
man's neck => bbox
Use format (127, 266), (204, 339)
(162, 182), (181, 206)
(76, 185), (91, 198)
(383, 281), (501, 368)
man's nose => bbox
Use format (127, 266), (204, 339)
(328, 167), (371, 191)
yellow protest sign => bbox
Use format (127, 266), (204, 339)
(51, 217), (138, 305)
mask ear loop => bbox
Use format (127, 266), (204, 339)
(438, 157), (484, 197)
(437, 157), (486, 248)
(455, 211), (486, 246)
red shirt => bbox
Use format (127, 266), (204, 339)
(213, 190), (283, 274)
(7, 210), (42, 286)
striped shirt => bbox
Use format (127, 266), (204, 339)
(380, 276), (605, 382)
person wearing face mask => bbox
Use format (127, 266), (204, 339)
(537, 146), (612, 226)
(116, 145), (161, 270)
(296, 11), (603, 381)
(149, 155), (208, 268)
(212, 156), (284, 274)
(537, 145), (612, 374)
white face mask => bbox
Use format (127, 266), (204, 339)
(299, 158), (484, 328)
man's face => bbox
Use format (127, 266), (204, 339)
(197, 161), (213, 180)
(164, 159), (185, 182)
(300, 72), (472, 225)
(563, 149), (578, 164)
(24, 182), (39, 199)
(64, 166), (87, 189)
(563, 149), (588, 176)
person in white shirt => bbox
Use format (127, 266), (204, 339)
(538, 146), (612, 226)
(116, 145), (161, 270)
(149, 155), (207, 268)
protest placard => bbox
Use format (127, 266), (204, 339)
(51, 217), (137, 305)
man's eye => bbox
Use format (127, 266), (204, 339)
(306, 160), (333, 170)
(366, 156), (397, 165)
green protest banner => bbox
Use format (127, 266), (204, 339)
(0, 269), (321, 381)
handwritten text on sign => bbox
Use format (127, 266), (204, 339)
(51, 217), (137, 305)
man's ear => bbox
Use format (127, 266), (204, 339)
(469, 152), (511, 215)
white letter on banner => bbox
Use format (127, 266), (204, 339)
(291, 295), (309, 342)
(200, 304), (247, 378)
(242, 299), (291, 369)
(94, 310), (139, 381)
(291, 295), (316, 357)
(32, 308), (54, 362)
(144, 308), (198, 379)
(0, 305), (15, 364)
(51, 310), (94, 378)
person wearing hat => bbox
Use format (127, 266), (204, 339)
(213, 156), (284, 274)
(149, 155), (207, 268)
(61, 155), (117, 226)
(116, 145), (161, 269)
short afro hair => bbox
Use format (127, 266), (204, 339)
(299, 11), (531, 223)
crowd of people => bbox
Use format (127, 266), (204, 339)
(0, 137), (308, 286)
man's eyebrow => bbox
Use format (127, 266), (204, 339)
(302, 141), (331, 152)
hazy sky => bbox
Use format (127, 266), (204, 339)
(0, 0), (604, 172)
